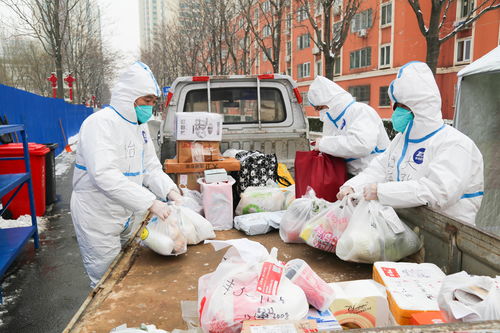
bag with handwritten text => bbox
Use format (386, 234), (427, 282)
(198, 239), (309, 333)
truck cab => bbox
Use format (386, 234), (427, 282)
(159, 74), (310, 169)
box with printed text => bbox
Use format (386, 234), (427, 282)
(175, 112), (223, 141)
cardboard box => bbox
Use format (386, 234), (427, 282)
(176, 141), (222, 163)
(175, 112), (223, 141)
(174, 172), (203, 191)
(409, 311), (448, 325)
(373, 261), (445, 325)
(241, 319), (318, 333)
(164, 157), (240, 174)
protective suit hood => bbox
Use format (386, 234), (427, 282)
(308, 76), (354, 118)
(110, 61), (160, 123)
(389, 61), (444, 137)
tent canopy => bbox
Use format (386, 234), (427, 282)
(458, 45), (500, 77)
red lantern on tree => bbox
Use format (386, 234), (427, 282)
(64, 73), (76, 102)
(47, 73), (57, 98)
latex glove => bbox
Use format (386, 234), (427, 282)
(167, 189), (184, 205)
(363, 183), (378, 201)
(149, 200), (171, 220)
(337, 186), (354, 200)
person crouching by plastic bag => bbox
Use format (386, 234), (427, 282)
(141, 205), (215, 256)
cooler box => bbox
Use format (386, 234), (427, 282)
(0, 143), (50, 218)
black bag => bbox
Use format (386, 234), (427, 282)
(233, 151), (278, 195)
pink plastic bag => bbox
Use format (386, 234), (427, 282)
(198, 176), (235, 230)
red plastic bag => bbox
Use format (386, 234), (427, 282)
(294, 150), (347, 202)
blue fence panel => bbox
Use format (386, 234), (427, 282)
(0, 84), (94, 155)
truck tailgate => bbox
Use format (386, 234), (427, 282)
(64, 229), (372, 332)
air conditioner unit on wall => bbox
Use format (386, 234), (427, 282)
(333, 5), (341, 15)
(358, 29), (367, 38)
(312, 46), (320, 54)
(285, 55), (291, 62)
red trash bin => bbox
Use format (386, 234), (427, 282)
(0, 143), (50, 218)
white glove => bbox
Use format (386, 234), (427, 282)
(313, 138), (322, 151)
(337, 186), (354, 201)
(363, 183), (378, 201)
(149, 200), (171, 220)
(167, 189), (184, 205)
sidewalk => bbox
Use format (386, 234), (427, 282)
(0, 151), (90, 332)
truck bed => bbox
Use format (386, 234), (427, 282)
(64, 226), (373, 332)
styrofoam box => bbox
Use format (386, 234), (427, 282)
(175, 112), (223, 141)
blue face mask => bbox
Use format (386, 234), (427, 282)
(135, 105), (153, 124)
(392, 106), (414, 132)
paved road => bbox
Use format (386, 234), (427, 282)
(0, 154), (90, 333)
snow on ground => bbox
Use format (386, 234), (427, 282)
(0, 215), (49, 233)
(55, 133), (78, 176)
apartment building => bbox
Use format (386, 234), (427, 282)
(243, 0), (500, 119)
(139, 0), (178, 50)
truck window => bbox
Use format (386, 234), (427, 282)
(183, 87), (286, 124)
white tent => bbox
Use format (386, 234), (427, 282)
(455, 46), (500, 235)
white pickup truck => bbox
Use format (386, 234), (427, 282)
(63, 73), (499, 332)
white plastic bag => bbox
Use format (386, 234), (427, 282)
(280, 188), (331, 243)
(235, 183), (286, 216)
(438, 271), (500, 322)
(198, 176), (236, 231)
(174, 206), (215, 245)
(299, 195), (355, 252)
(336, 200), (421, 263)
(180, 188), (204, 215)
(198, 239), (309, 333)
(110, 323), (167, 333)
(141, 213), (187, 256)
(234, 211), (285, 235)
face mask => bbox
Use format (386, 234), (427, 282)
(391, 106), (414, 132)
(135, 104), (153, 124)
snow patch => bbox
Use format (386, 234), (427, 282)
(0, 215), (49, 233)
(55, 133), (78, 177)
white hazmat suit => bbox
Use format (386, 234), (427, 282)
(343, 61), (484, 225)
(308, 76), (390, 175)
(71, 62), (177, 286)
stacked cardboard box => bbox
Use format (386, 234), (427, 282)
(165, 112), (240, 191)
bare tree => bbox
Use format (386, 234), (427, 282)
(239, 0), (288, 73)
(407, 0), (500, 74)
(298, 0), (363, 80)
(0, 0), (81, 98)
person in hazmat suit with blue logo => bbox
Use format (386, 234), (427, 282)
(70, 62), (183, 287)
(307, 76), (390, 176)
(338, 61), (484, 225)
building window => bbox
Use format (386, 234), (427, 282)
(287, 41), (292, 55)
(348, 85), (370, 104)
(333, 21), (342, 40)
(351, 9), (373, 33)
(315, 60), (322, 77)
(315, 0), (323, 16)
(262, 25), (271, 37)
(381, 2), (392, 26)
(286, 13), (292, 29)
(262, 0), (270, 12)
(334, 56), (341, 75)
(460, 0), (474, 18)
(301, 92), (310, 106)
(297, 6), (307, 21)
(287, 67), (292, 76)
(297, 62), (310, 78)
(456, 38), (471, 63)
(254, 8), (259, 23)
(297, 33), (310, 49)
(380, 44), (390, 68)
(379, 86), (390, 106)
(350, 47), (371, 69)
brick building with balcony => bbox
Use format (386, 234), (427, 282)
(238, 0), (499, 120)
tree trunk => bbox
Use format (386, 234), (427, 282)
(56, 50), (64, 99)
(325, 55), (335, 80)
(425, 36), (441, 75)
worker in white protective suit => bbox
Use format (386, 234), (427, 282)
(338, 61), (484, 225)
(71, 61), (183, 287)
(307, 76), (390, 175)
